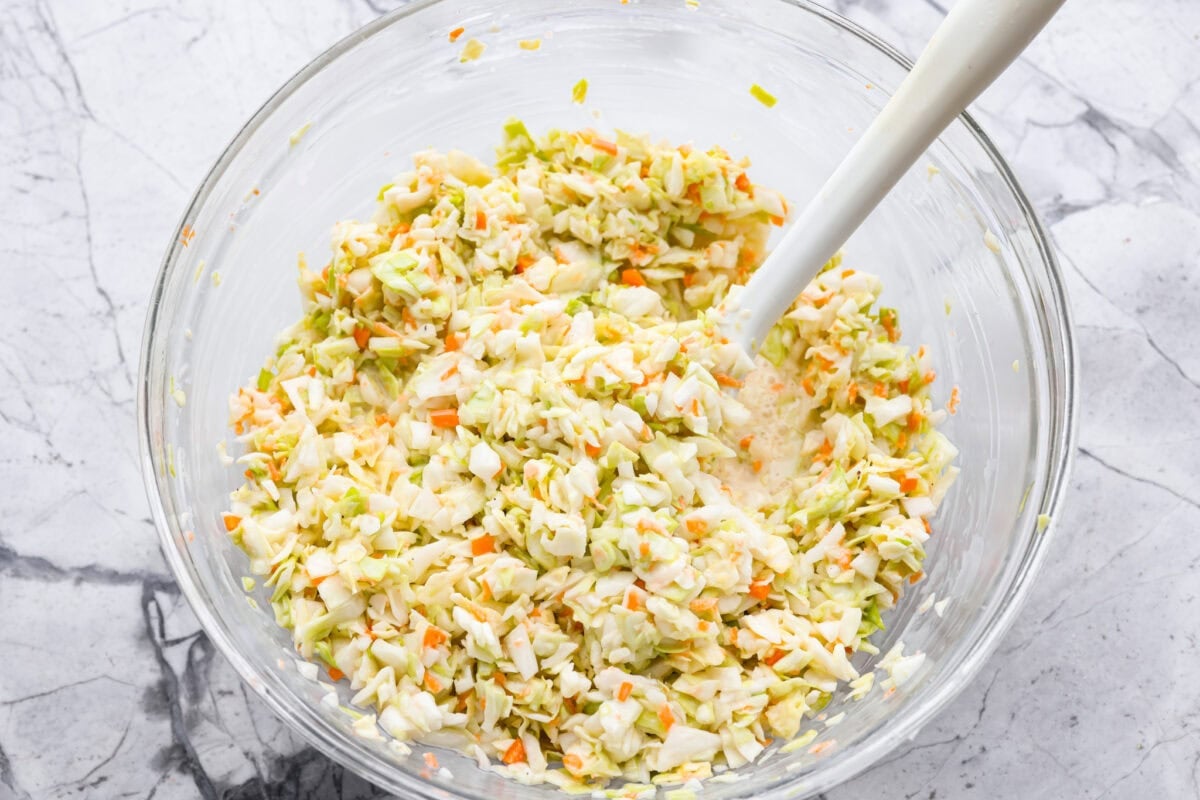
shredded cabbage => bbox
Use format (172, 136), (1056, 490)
(223, 122), (957, 790)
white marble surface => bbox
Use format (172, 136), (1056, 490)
(2, 0), (1198, 798)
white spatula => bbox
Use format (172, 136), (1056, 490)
(723, 0), (1066, 352)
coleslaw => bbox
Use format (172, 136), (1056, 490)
(222, 121), (958, 790)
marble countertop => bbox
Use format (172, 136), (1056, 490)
(3, 0), (1198, 798)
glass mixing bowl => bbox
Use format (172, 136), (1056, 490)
(138, 1), (1076, 797)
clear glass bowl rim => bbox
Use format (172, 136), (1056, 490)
(137, 1), (1078, 797)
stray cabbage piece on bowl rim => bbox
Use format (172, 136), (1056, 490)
(222, 120), (958, 790)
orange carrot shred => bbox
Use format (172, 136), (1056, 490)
(423, 627), (448, 649)
(625, 590), (644, 612)
(222, 513), (241, 532)
(593, 138), (618, 156)
(502, 739), (527, 765)
(471, 534), (496, 556)
(328, 667), (345, 681)
(353, 325), (370, 349)
(749, 581), (771, 600)
(475, 209), (487, 230)
(448, 26), (465, 42)
(584, 441), (602, 458)
(621, 268), (646, 287)
(735, 173), (752, 192)
(764, 649), (786, 667)
(424, 672), (443, 693)
(714, 373), (744, 389)
(430, 408), (459, 428)
(658, 704), (675, 731)
(617, 681), (633, 702)
(685, 518), (707, 535)
(444, 332), (462, 351)
(424, 752), (439, 769)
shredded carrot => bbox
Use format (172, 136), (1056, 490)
(947, 385), (961, 415)
(475, 209), (487, 230)
(899, 475), (919, 493)
(625, 590), (643, 611)
(815, 439), (834, 462)
(872, 383), (888, 398)
(689, 597), (718, 615)
(424, 672), (443, 693)
(734, 173), (752, 192)
(896, 432), (908, 451)
(847, 382), (859, 403)
(682, 271), (696, 287)
(923, 370), (937, 384)
(327, 667), (345, 681)
(593, 138), (618, 156)
(617, 681), (633, 702)
(562, 754), (583, 773)
(752, 459), (763, 473)
(764, 649), (786, 667)
(658, 704), (675, 730)
(584, 441), (602, 458)
(424, 752), (439, 770)
(502, 738), (527, 765)
(266, 460), (281, 482)
(444, 332), (462, 351)
(222, 513), (241, 532)
(471, 533), (496, 556)
(621, 268), (646, 287)
(714, 373), (743, 389)
(898, 377), (910, 394)
(802, 376), (815, 396)
(908, 572), (924, 584)
(685, 518), (707, 535)
(493, 671), (507, 688)
(907, 410), (922, 431)
(881, 314), (898, 342)
(423, 627), (448, 649)
(352, 325), (370, 350)
(749, 581), (771, 600)
(769, 214), (785, 226)
(448, 26), (465, 42)
(180, 225), (195, 247)
(515, 254), (534, 273)
(739, 435), (754, 450)
(430, 408), (459, 428)
(923, 518), (932, 534)
(638, 541), (650, 558)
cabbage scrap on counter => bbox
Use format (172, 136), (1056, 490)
(222, 121), (959, 790)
